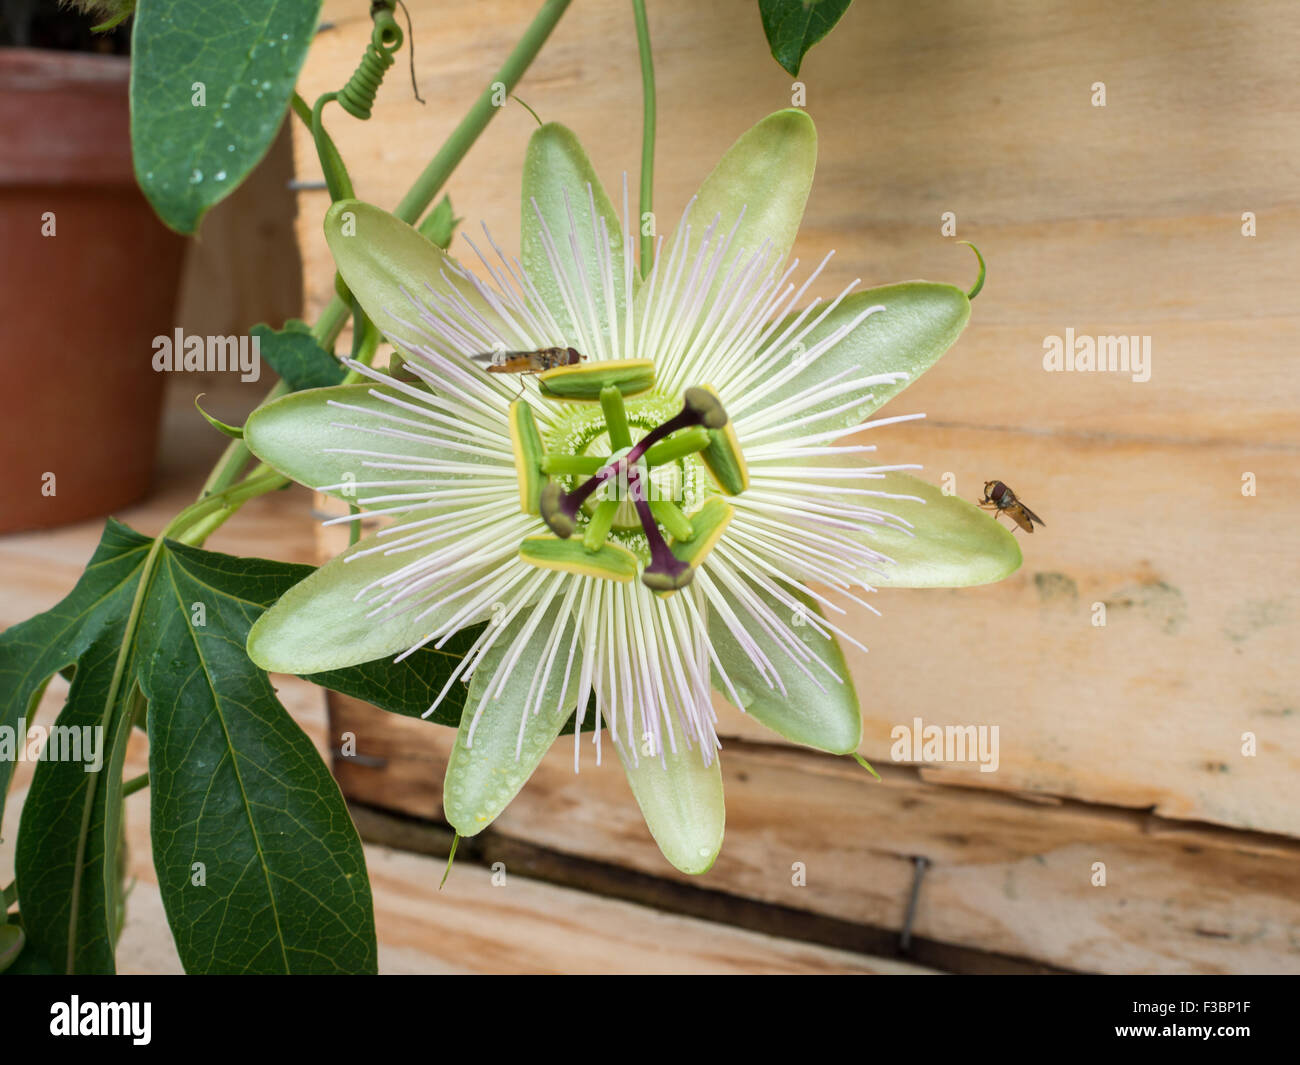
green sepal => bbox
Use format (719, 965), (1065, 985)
(324, 200), (520, 357)
(616, 740), (725, 875)
(443, 598), (581, 837)
(638, 110), (816, 332)
(247, 536), (496, 674)
(521, 123), (632, 335)
(850, 472), (1023, 588)
(755, 283), (971, 439)
(244, 383), (494, 512)
(709, 585), (862, 755)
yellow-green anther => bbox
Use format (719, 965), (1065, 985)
(671, 498), (733, 568)
(600, 385), (632, 450)
(508, 400), (546, 513)
(649, 501), (693, 541)
(682, 385), (728, 429)
(583, 499), (619, 551)
(520, 536), (639, 581)
(541, 454), (605, 476)
(539, 481), (578, 538)
(537, 358), (656, 400)
(643, 425), (710, 467)
(700, 419), (748, 495)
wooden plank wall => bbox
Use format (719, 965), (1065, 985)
(292, 0), (1300, 972)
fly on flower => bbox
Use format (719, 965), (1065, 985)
(242, 110), (1023, 875)
(469, 345), (585, 375)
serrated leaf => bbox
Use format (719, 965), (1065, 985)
(135, 540), (377, 974)
(252, 322), (345, 392)
(759, 0), (853, 77)
(130, 0), (323, 233)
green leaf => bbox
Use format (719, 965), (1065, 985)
(443, 598), (583, 837)
(0, 521), (150, 831)
(616, 739), (724, 875)
(850, 472), (1023, 588)
(0, 917), (57, 975)
(418, 194), (462, 250)
(252, 321), (345, 392)
(130, 0), (322, 233)
(743, 283), (971, 438)
(3, 521), (150, 974)
(4, 522), (381, 974)
(15, 636), (141, 974)
(759, 0), (854, 76)
(521, 123), (632, 336)
(136, 539), (376, 974)
(709, 584), (861, 754)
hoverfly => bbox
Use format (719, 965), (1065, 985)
(979, 479), (1046, 534)
(470, 346), (584, 376)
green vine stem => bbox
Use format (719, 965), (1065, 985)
(393, 0), (571, 226)
(122, 773), (150, 798)
(632, 0), (656, 277)
(196, 0), (572, 521)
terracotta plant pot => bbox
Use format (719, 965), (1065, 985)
(0, 48), (185, 533)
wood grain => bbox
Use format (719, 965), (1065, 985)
(1, 673), (925, 975)
(294, 0), (1300, 850)
(328, 693), (1300, 975)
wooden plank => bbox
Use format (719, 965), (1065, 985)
(1, 681), (925, 975)
(328, 694), (1300, 975)
(291, 0), (1300, 443)
(319, 421), (1300, 841)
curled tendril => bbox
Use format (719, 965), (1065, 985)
(957, 240), (986, 300)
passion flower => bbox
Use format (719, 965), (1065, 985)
(243, 110), (1020, 874)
